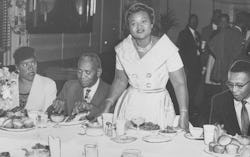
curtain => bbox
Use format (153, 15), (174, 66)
(0, 0), (11, 65)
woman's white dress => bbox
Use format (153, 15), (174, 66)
(113, 34), (184, 129)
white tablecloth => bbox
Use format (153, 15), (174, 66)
(0, 124), (212, 157)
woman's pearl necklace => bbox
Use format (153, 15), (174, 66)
(134, 38), (153, 53)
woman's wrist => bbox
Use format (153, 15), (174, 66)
(179, 109), (188, 114)
(105, 98), (115, 104)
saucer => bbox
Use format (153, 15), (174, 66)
(111, 135), (137, 144)
(142, 135), (172, 143)
(86, 128), (104, 136)
(184, 133), (204, 140)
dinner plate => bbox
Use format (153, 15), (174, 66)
(204, 148), (240, 157)
(184, 133), (204, 140)
(0, 126), (35, 132)
(53, 118), (85, 126)
(158, 128), (178, 137)
(86, 128), (104, 136)
(142, 135), (172, 143)
(82, 121), (102, 128)
(111, 135), (137, 144)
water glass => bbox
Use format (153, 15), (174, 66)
(116, 119), (126, 136)
(83, 144), (98, 157)
(203, 124), (216, 145)
(37, 112), (48, 128)
(28, 111), (39, 125)
(102, 113), (113, 133)
(121, 149), (142, 157)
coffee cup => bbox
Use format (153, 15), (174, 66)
(190, 127), (203, 137)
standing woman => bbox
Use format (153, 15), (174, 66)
(103, 3), (189, 130)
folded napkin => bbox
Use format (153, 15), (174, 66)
(48, 136), (61, 157)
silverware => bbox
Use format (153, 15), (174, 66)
(65, 114), (76, 122)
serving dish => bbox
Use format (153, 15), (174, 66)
(0, 126), (35, 132)
(204, 148), (239, 157)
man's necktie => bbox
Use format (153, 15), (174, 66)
(194, 31), (201, 56)
(241, 100), (249, 135)
(194, 31), (200, 46)
(84, 89), (91, 101)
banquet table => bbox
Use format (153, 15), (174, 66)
(0, 124), (213, 157)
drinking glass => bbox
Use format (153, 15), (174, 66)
(37, 112), (48, 128)
(116, 119), (126, 136)
(131, 117), (145, 134)
(203, 124), (216, 145)
(83, 144), (98, 157)
(102, 113), (113, 133)
(121, 149), (142, 157)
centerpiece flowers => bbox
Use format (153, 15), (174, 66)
(0, 67), (19, 111)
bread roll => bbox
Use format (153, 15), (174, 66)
(209, 142), (217, 152)
(23, 118), (35, 128)
(2, 119), (13, 128)
(213, 145), (225, 154)
(240, 146), (250, 157)
(0, 117), (7, 126)
(240, 136), (250, 145)
(218, 135), (232, 146)
(12, 119), (23, 129)
(230, 138), (241, 146)
(225, 143), (239, 154)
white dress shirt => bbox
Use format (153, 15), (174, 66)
(83, 78), (100, 103)
(212, 23), (218, 31)
(188, 27), (200, 56)
(234, 97), (250, 130)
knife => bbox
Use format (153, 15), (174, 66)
(65, 113), (76, 122)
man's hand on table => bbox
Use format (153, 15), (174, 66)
(72, 100), (93, 115)
(51, 99), (65, 114)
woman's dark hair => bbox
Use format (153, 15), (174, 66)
(125, 3), (155, 28)
(13, 46), (36, 65)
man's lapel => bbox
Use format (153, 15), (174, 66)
(90, 79), (103, 107)
(226, 94), (241, 134)
(68, 83), (83, 115)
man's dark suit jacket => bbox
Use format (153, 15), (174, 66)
(177, 26), (202, 75)
(208, 27), (244, 83)
(210, 90), (250, 136)
(57, 79), (110, 120)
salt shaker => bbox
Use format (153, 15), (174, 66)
(106, 123), (113, 137)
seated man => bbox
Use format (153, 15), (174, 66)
(13, 46), (57, 112)
(49, 53), (110, 121)
(210, 59), (250, 136)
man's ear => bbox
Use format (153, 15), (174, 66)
(97, 68), (102, 78)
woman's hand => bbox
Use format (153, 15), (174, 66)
(179, 111), (189, 132)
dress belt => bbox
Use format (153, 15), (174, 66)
(129, 86), (166, 93)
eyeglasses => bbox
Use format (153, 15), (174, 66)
(225, 80), (250, 89)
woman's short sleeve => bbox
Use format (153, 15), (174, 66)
(116, 55), (124, 70)
(166, 48), (184, 72)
